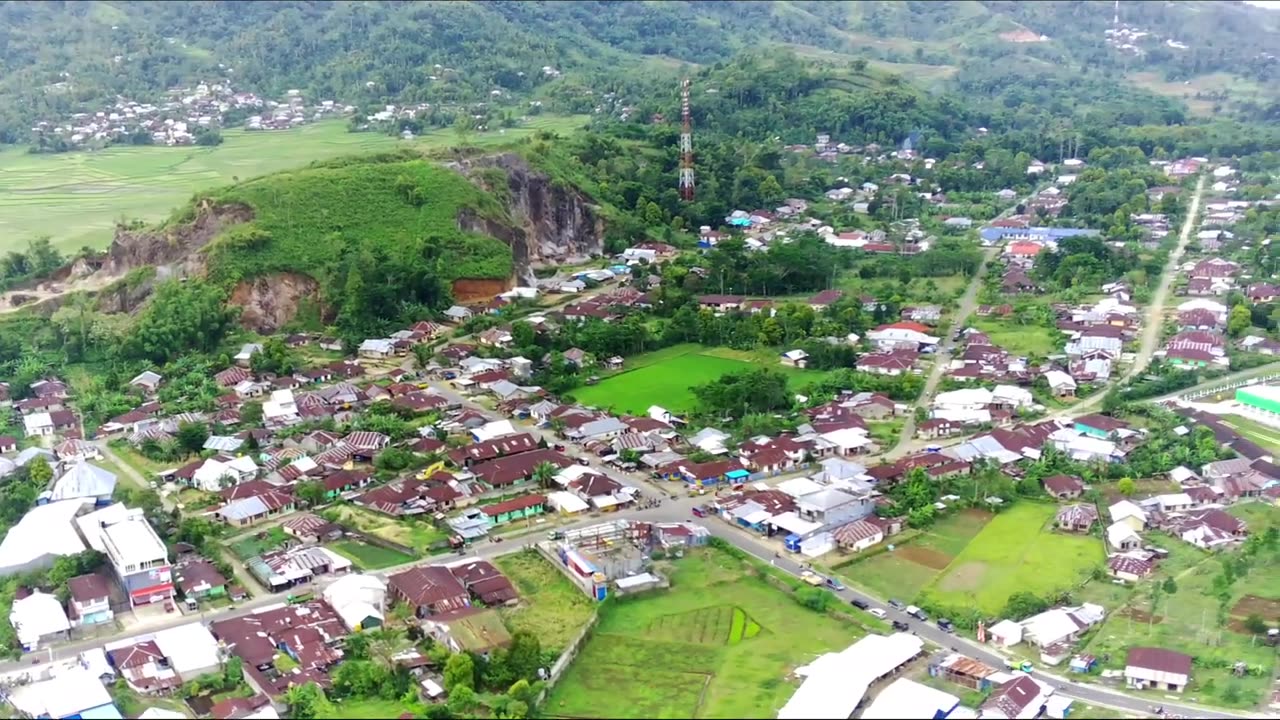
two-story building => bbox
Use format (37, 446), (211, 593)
(78, 504), (173, 608)
(67, 573), (114, 627)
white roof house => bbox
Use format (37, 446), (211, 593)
(129, 371), (163, 390)
(471, 419), (516, 442)
(23, 411), (54, 437)
(139, 710), (187, 720)
(1044, 370), (1076, 392)
(1109, 500), (1148, 525)
(689, 427), (731, 454)
(1175, 298), (1228, 316)
(1020, 604), (1105, 648)
(1107, 521), (1143, 550)
(263, 389), (299, 424)
(0, 499), (90, 576)
(9, 667), (114, 719)
(358, 338), (395, 356)
(861, 678), (958, 719)
(192, 456), (258, 492)
(10, 590), (70, 649)
(988, 618), (1024, 647)
(48, 462), (117, 504)
(992, 385), (1035, 408)
(323, 574), (387, 632)
(233, 343), (262, 363)
(776, 476), (824, 499)
(779, 633), (924, 720)
(153, 622), (222, 677)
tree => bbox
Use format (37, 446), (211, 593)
(1117, 477), (1136, 496)
(176, 421), (210, 456)
(125, 280), (238, 364)
(223, 656), (243, 686)
(446, 684), (478, 716)
(344, 632), (371, 661)
(295, 480), (327, 508)
(1002, 591), (1049, 620)
(251, 337), (296, 376)
(240, 401), (264, 427)
(1162, 577), (1178, 595)
(1244, 613), (1269, 634)
(1228, 303), (1252, 337)
(795, 587), (832, 612)
(27, 457), (52, 487)
(282, 682), (331, 720)
(531, 461), (559, 490)
(443, 652), (476, 691)
(504, 631), (543, 682)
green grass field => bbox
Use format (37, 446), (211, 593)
(494, 551), (596, 654)
(229, 526), (289, 560)
(570, 343), (832, 415)
(0, 115), (587, 253)
(835, 509), (992, 601)
(326, 539), (415, 570)
(1223, 415), (1280, 457)
(923, 503), (1103, 614)
(547, 548), (862, 718)
(970, 318), (1061, 357)
(321, 698), (427, 719)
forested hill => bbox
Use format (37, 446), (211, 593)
(3, 0), (1279, 143)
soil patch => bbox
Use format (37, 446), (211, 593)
(1229, 594), (1280, 621)
(898, 545), (953, 570)
(1119, 607), (1164, 624)
(960, 508), (995, 522)
(937, 561), (987, 592)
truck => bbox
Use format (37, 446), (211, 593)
(905, 605), (929, 621)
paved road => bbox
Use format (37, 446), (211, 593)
(889, 245), (1001, 458)
(5, 490), (1251, 717)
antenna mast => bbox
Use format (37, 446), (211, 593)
(679, 78), (695, 202)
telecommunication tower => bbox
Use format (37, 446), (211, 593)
(679, 78), (695, 202)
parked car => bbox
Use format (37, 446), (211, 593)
(891, 620), (910, 632)
(888, 598), (906, 610)
(824, 577), (845, 591)
(937, 618), (954, 633)
(869, 608), (887, 619)
(801, 571), (823, 586)
(691, 506), (707, 518)
(850, 598), (870, 610)
(906, 605), (928, 621)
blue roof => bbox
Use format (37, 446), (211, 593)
(74, 704), (124, 720)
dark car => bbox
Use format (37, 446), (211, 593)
(937, 618), (955, 633)
(851, 598), (870, 610)
(891, 620), (910, 632)
(888, 598), (906, 610)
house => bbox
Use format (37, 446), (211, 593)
(1073, 414), (1129, 439)
(323, 573), (388, 632)
(479, 494), (546, 525)
(780, 349), (809, 368)
(807, 289), (844, 310)
(1044, 370), (1077, 398)
(856, 350), (917, 376)
(0, 499), (90, 577)
(1108, 555), (1154, 582)
(9, 590), (70, 651)
(233, 343), (262, 366)
(358, 338), (395, 359)
(174, 560), (229, 600)
(67, 573), (114, 627)
(23, 411), (55, 437)
(1125, 647), (1192, 692)
(78, 504), (174, 607)
(698, 295), (746, 311)
(129, 371), (163, 393)
(980, 675), (1054, 720)
(831, 519), (883, 552)
(1019, 604), (1105, 648)
(1043, 474), (1084, 499)
(1109, 500), (1148, 530)
(387, 565), (471, 618)
(1055, 504), (1098, 532)
(215, 489), (296, 527)
(444, 305), (473, 322)
(47, 461), (117, 505)
(1107, 521), (1142, 551)
(866, 322), (939, 351)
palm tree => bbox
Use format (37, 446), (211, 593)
(531, 461), (559, 490)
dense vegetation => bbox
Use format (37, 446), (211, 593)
(3, 1), (1279, 145)
(201, 153), (513, 339)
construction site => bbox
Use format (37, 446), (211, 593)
(536, 519), (657, 601)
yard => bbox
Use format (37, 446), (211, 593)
(546, 547), (864, 718)
(570, 343), (832, 415)
(324, 505), (447, 554)
(0, 115), (588, 253)
(320, 698), (428, 719)
(970, 318), (1061, 358)
(494, 550), (596, 653)
(1083, 529), (1280, 709)
(921, 503), (1104, 615)
(326, 539), (415, 570)
(834, 509), (992, 601)
(229, 526), (289, 560)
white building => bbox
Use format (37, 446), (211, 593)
(191, 456), (258, 492)
(0, 499), (90, 576)
(262, 389), (300, 426)
(323, 574), (388, 632)
(23, 411), (54, 437)
(9, 591), (70, 651)
(152, 622), (222, 678)
(861, 678), (958, 719)
(47, 462), (117, 505)
(778, 633), (924, 719)
(79, 504), (173, 607)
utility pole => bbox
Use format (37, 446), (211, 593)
(679, 78), (695, 202)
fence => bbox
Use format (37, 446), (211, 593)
(536, 608), (600, 707)
(1178, 372), (1280, 402)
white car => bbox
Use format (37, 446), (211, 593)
(868, 608), (887, 619)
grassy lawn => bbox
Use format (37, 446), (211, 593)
(1084, 531), (1279, 709)
(320, 698), (427, 719)
(1228, 502), (1280, 531)
(176, 487), (221, 510)
(325, 505), (448, 554)
(922, 503), (1104, 614)
(547, 547), (865, 719)
(106, 442), (175, 480)
(0, 114), (588, 253)
(1222, 415), (1280, 457)
(229, 526), (289, 560)
(570, 343), (831, 415)
(834, 509), (992, 601)
(494, 550), (596, 653)
(326, 539), (416, 570)
(970, 318), (1061, 357)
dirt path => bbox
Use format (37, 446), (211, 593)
(0, 269), (123, 315)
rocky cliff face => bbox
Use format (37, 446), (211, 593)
(453, 153), (604, 284)
(229, 272), (322, 333)
(106, 200), (254, 277)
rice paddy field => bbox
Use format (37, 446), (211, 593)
(0, 115), (587, 253)
(569, 344), (834, 415)
(834, 508), (993, 601)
